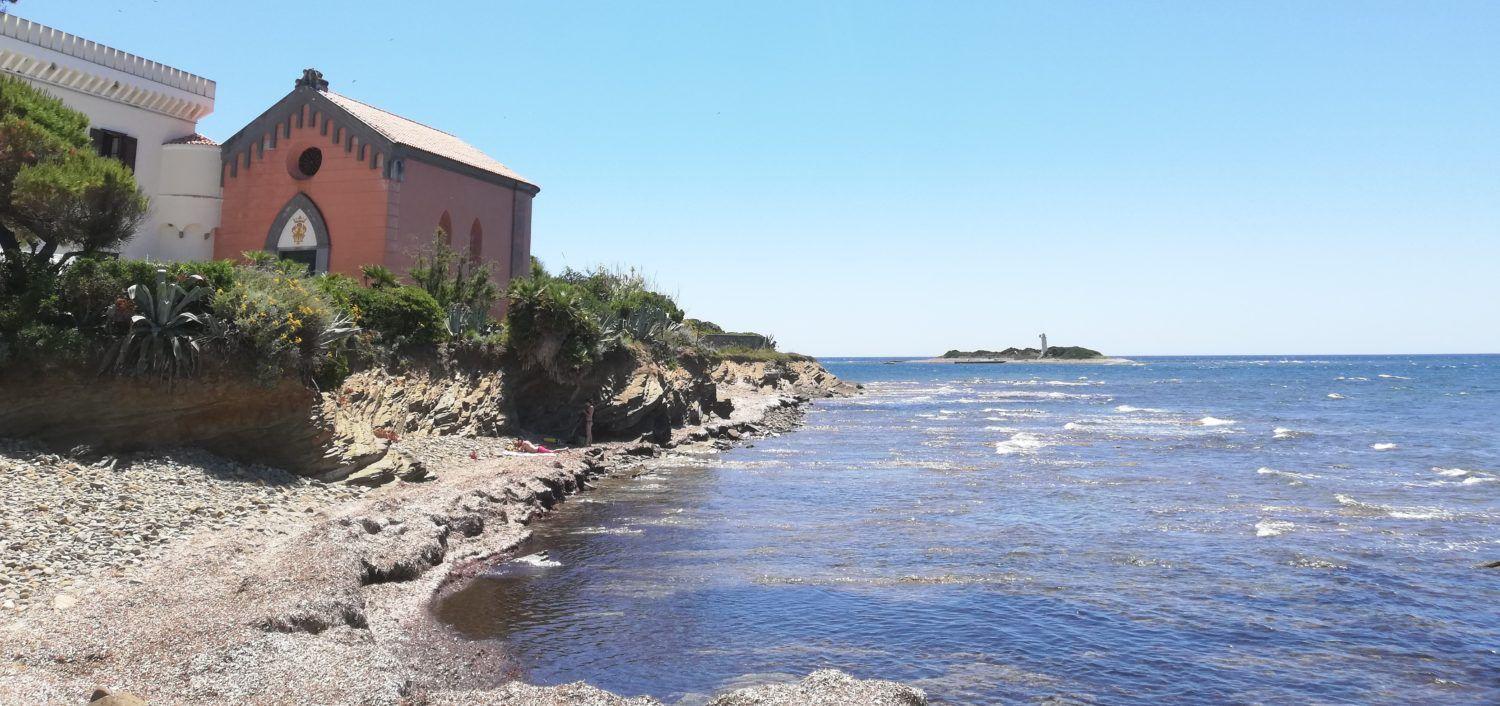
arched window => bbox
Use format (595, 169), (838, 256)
(437, 211), (453, 246)
(469, 219), (483, 262)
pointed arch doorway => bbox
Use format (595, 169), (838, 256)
(265, 193), (330, 273)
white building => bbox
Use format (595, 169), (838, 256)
(0, 14), (220, 261)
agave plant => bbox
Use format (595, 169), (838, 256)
(106, 268), (219, 378)
(316, 313), (362, 354)
(445, 303), (489, 337)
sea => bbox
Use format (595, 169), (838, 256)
(435, 355), (1500, 704)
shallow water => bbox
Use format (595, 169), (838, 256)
(435, 356), (1500, 704)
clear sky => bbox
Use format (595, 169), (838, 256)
(25, 1), (1500, 356)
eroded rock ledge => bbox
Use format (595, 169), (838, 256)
(0, 353), (854, 484)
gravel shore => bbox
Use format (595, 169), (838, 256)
(0, 366), (917, 704)
(0, 440), (364, 616)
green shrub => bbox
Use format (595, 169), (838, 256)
(352, 285), (448, 347)
(76, 257), (239, 293)
(11, 323), (89, 367)
(685, 318), (723, 335)
(212, 267), (342, 380)
(311, 272), (362, 312)
(714, 346), (812, 363)
(360, 264), (400, 289)
(504, 276), (601, 381)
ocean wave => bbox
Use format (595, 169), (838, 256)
(1462, 475), (1496, 485)
(1288, 554), (1346, 570)
(1370, 443), (1398, 451)
(983, 391), (1106, 401)
(995, 432), (1049, 455)
(1272, 427), (1303, 439)
(981, 408), (1047, 416)
(1433, 467), (1470, 477)
(1257, 467), (1319, 485)
(1334, 494), (1450, 520)
(1115, 404), (1164, 413)
(511, 552), (562, 568)
(1197, 416), (1237, 427)
(1327, 393), (1346, 400)
(1377, 374), (1412, 380)
(1006, 380), (1102, 387)
(1335, 376), (1369, 382)
(1255, 520), (1294, 537)
(572, 526), (644, 536)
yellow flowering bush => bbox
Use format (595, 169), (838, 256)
(212, 267), (340, 380)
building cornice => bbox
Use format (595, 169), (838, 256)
(0, 14), (214, 122)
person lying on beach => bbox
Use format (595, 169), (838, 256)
(513, 439), (556, 454)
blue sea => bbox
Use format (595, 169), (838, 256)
(437, 355), (1500, 704)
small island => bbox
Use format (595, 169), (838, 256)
(912, 343), (1133, 365)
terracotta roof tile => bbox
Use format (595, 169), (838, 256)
(163, 132), (218, 146)
(323, 91), (534, 188)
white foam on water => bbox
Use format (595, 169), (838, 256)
(1115, 404), (1164, 413)
(572, 526), (644, 536)
(1257, 467), (1318, 484)
(1197, 416), (1237, 427)
(1335, 376), (1369, 382)
(1272, 427), (1302, 439)
(1433, 467), (1470, 477)
(1377, 374), (1411, 380)
(994, 432), (1049, 455)
(511, 552), (562, 568)
(982, 408), (1047, 417)
(983, 425), (1017, 432)
(1335, 494), (1450, 520)
(1008, 380), (1102, 387)
(983, 391), (1107, 401)
(1063, 422), (1084, 431)
(1327, 393), (1346, 400)
(1370, 443), (1398, 451)
(1255, 520), (1294, 537)
(1462, 475), (1496, 485)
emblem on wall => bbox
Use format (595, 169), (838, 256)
(291, 214), (308, 245)
(277, 208), (318, 250)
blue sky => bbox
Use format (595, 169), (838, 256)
(29, 1), (1500, 355)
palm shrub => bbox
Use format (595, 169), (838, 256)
(504, 276), (601, 381)
(106, 268), (218, 378)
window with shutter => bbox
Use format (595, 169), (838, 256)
(88, 128), (137, 171)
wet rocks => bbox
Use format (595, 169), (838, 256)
(707, 670), (928, 706)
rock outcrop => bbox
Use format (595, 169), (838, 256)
(0, 354), (852, 485)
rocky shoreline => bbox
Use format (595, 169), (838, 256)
(0, 362), (925, 705)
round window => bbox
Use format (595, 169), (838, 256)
(293, 147), (322, 178)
